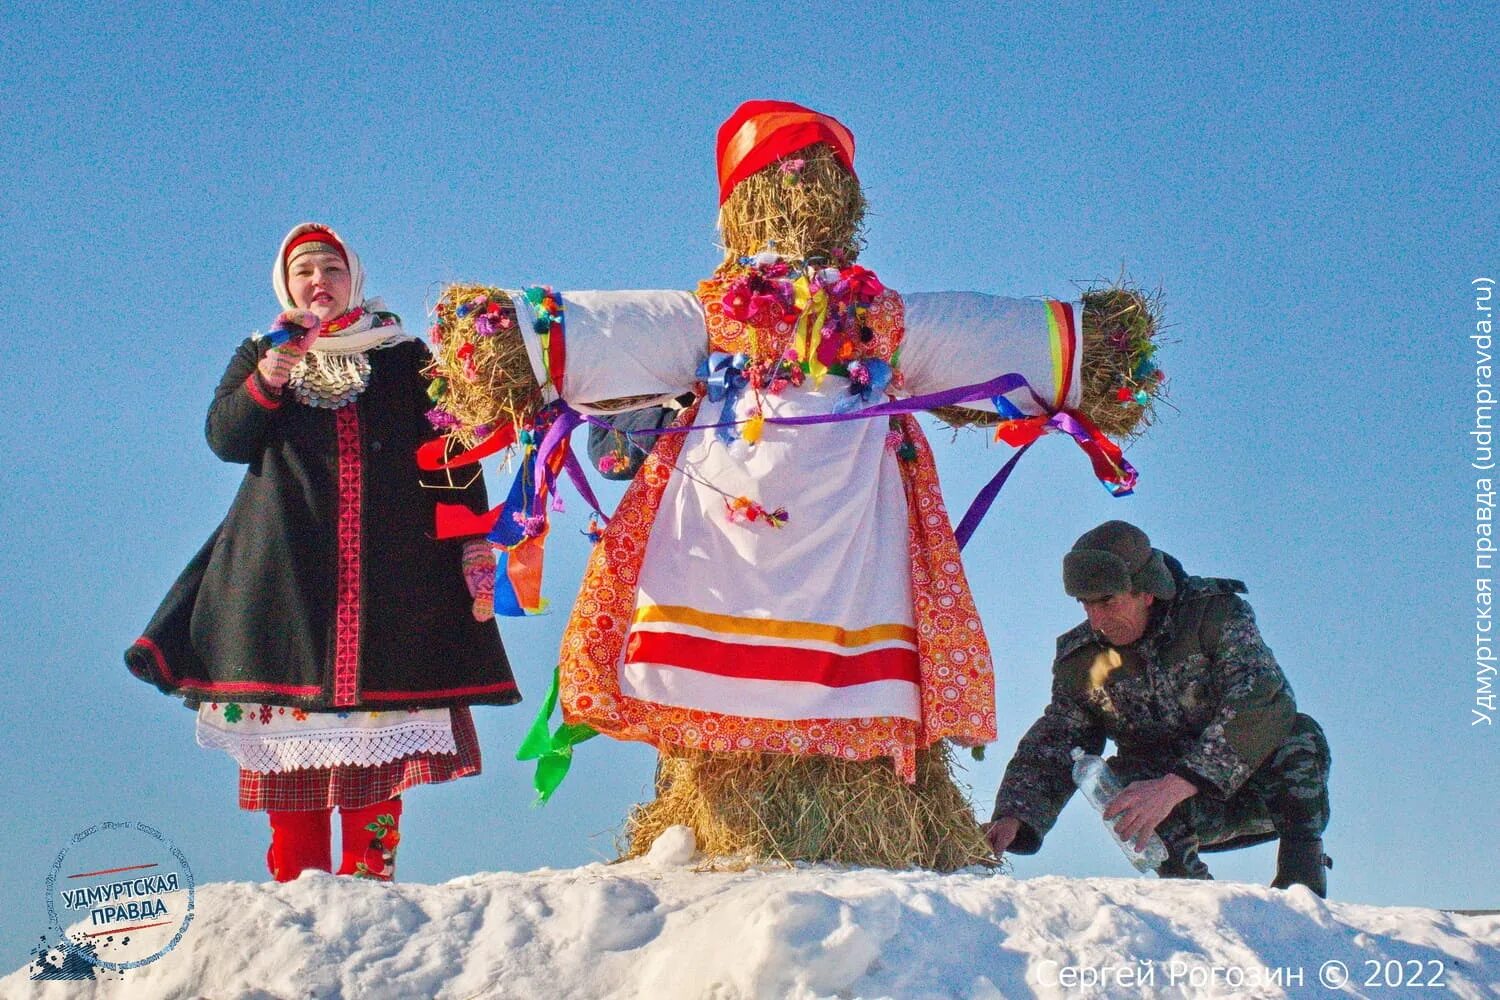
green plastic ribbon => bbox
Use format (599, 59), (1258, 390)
(515, 666), (598, 803)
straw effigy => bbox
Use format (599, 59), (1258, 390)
(624, 742), (994, 872)
(425, 154), (1166, 449)
(423, 140), (1166, 870)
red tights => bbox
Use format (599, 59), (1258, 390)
(266, 797), (403, 882)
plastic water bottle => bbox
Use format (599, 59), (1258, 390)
(1071, 747), (1169, 873)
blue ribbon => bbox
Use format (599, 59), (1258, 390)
(697, 351), (750, 444)
(833, 359), (894, 414)
(991, 394), (1027, 421)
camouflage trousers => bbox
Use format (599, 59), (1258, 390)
(1110, 713), (1330, 880)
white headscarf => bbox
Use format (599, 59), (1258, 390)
(268, 222), (413, 407)
(273, 222), (366, 311)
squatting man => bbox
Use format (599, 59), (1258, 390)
(985, 521), (1333, 895)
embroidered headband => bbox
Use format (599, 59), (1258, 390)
(273, 222), (365, 310)
(284, 227), (348, 270)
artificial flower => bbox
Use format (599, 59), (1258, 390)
(743, 411), (765, 445)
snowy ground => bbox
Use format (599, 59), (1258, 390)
(9, 829), (1499, 1000)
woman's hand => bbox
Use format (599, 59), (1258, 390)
(274, 309), (323, 340)
(462, 539), (497, 622)
(256, 311), (322, 388)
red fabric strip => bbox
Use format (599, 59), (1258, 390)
(131, 637), (177, 683)
(625, 631), (920, 687)
(361, 680), (519, 701)
(244, 373), (282, 410)
(416, 422), (515, 471)
(1051, 300), (1076, 404)
(435, 502), (503, 539)
(1070, 408), (1134, 486)
(176, 679), (324, 696)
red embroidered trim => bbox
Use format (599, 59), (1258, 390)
(333, 406), (363, 706)
(134, 638), (324, 697)
(244, 373), (282, 410)
(361, 681), (519, 701)
(131, 637), (177, 683)
(176, 679), (323, 697)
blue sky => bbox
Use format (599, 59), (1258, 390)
(2, 1), (1495, 968)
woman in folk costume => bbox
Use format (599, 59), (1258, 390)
(126, 223), (520, 882)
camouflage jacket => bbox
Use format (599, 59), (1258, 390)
(587, 397), (695, 481)
(991, 555), (1296, 853)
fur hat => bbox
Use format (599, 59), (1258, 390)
(1062, 520), (1176, 600)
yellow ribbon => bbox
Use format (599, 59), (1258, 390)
(791, 275), (831, 386)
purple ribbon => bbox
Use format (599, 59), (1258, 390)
(597, 371), (1031, 437)
(565, 372), (1036, 548)
(542, 368), (1130, 552)
(532, 403), (610, 526)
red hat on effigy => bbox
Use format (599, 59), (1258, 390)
(716, 100), (856, 205)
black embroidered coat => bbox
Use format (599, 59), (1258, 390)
(126, 337), (521, 710)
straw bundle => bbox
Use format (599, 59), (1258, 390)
(931, 281), (1167, 438)
(717, 143), (866, 272)
(424, 284), (542, 449)
(623, 742), (995, 872)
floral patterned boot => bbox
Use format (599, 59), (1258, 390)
(336, 797), (402, 881)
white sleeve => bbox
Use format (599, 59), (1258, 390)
(512, 289), (707, 413)
(899, 292), (1083, 416)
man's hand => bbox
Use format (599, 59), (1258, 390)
(1102, 773), (1197, 849)
(983, 816), (1022, 857)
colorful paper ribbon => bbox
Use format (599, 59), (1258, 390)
(791, 275), (831, 385)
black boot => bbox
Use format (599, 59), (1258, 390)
(1157, 847), (1212, 880)
(1271, 837), (1331, 898)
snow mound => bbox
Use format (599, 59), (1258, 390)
(8, 864), (1498, 999)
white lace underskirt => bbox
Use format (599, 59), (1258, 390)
(195, 702), (458, 773)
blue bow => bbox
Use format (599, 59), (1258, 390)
(698, 351), (750, 443)
(833, 359), (894, 414)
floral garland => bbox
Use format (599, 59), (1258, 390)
(691, 250), (903, 531)
(720, 250), (892, 383)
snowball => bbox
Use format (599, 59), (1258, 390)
(646, 825), (697, 868)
